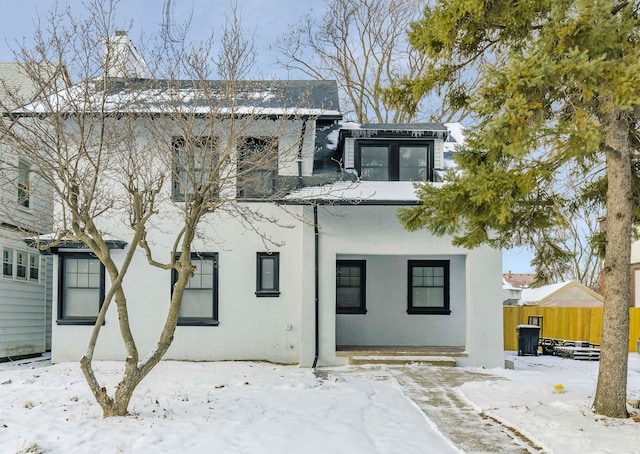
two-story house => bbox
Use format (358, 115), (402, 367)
(31, 33), (503, 368)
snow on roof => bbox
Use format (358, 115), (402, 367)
(444, 122), (465, 152)
(520, 281), (569, 303)
(17, 79), (342, 117)
(287, 180), (438, 203)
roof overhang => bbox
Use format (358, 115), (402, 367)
(24, 235), (127, 254)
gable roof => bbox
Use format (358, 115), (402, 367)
(520, 280), (604, 307)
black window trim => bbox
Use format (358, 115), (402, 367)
(336, 259), (367, 314)
(172, 252), (219, 326)
(237, 136), (278, 200)
(407, 259), (451, 315)
(172, 136), (218, 202)
(57, 252), (106, 325)
(256, 252), (280, 297)
(355, 139), (435, 182)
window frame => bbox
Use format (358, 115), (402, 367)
(256, 252), (280, 297)
(237, 137), (278, 199)
(336, 260), (367, 314)
(355, 140), (434, 182)
(407, 260), (451, 315)
(172, 252), (219, 326)
(2, 247), (41, 283)
(172, 136), (218, 202)
(57, 252), (105, 325)
(17, 160), (30, 208)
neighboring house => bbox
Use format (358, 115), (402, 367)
(502, 272), (536, 305)
(0, 63), (60, 360)
(33, 33), (503, 368)
(519, 280), (604, 308)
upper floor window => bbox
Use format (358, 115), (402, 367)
(58, 253), (105, 324)
(173, 136), (217, 202)
(172, 252), (219, 325)
(356, 141), (434, 182)
(17, 160), (30, 208)
(237, 137), (278, 199)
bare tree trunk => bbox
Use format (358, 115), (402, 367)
(593, 111), (633, 418)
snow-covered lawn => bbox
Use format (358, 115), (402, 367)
(464, 352), (640, 453)
(2, 352), (640, 453)
(0, 358), (458, 454)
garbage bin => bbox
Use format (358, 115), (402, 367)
(516, 324), (540, 356)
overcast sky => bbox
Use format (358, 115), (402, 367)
(0, 0), (327, 78)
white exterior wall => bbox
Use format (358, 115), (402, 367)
(51, 204), (309, 364)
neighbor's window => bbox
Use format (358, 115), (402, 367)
(58, 253), (105, 324)
(238, 137), (278, 198)
(356, 141), (433, 182)
(173, 136), (217, 202)
(172, 252), (218, 325)
(2, 248), (13, 278)
(2, 248), (40, 283)
(336, 260), (366, 314)
(408, 260), (450, 314)
(256, 252), (279, 297)
(17, 160), (30, 208)
(29, 254), (40, 280)
(15, 251), (27, 280)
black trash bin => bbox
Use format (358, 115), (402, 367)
(516, 324), (540, 356)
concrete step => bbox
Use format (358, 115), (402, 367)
(347, 355), (457, 367)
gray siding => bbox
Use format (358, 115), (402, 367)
(0, 238), (48, 360)
(0, 278), (47, 358)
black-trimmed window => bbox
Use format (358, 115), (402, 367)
(172, 252), (219, 325)
(256, 252), (279, 297)
(355, 140), (434, 182)
(336, 260), (366, 314)
(58, 253), (105, 325)
(238, 137), (278, 198)
(408, 260), (450, 314)
(17, 160), (30, 208)
(172, 136), (218, 202)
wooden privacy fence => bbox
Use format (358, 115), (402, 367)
(503, 306), (640, 353)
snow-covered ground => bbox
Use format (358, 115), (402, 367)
(2, 352), (640, 453)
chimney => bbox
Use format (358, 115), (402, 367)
(104, 31), (149, 79)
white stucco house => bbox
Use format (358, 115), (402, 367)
(25, 33), (503, 369)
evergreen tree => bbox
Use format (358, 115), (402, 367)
(397, 0), (640, 417)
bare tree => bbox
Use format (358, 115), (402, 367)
(274, 0), (468, 124)
(0, 0), (323, 417)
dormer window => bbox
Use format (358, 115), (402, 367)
(355, 140), (434, 182)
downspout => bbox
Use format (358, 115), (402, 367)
(312, 204), (320, 369)
(297, 119), (307, 184)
